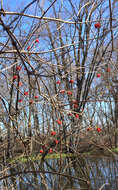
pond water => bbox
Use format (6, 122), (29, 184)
(0, 154), (118, 190)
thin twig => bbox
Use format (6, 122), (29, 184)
(98, 183), (109, 190)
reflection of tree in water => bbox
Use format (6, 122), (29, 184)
(71, 156), (91, 189)
(0, 156), (118, 189)
(87, 156), (118, 189)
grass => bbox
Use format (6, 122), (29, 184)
(8, 147), (118, 164)
(9, 153), (74, 163)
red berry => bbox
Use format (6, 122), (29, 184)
(68, 112), (73, 116)
(69, 79), (74, 84)
(49, 148), (53, 153)
(75, 113), (79, 118)
(13, 75), (18, 80)
(56, 80), (61, 84)
(51, 131), (56, 136)
(67, 91), (72, 95)
(97, 128), (102, 132)
(96, 73), (101, 78)
(27, 46), (31, 51)
(16, 66), (21, 71)
(24, 91), (28, 96)
(18, 99), (22, 103)
(18, 82), (22, 87)
(40, 149), (43, 153)
(34, 95), (38, 99)
(72, 100), (78, 104)
(87, 127), (92, 131)
(55, 140), (59, 145)
(35, 39), (39, 43)
(56, 119), (62, 125)
(74, 104), (78, 109)
(106, 67), (110, 72)
(29, 99), (33, 104)
(60, 90), (65, 94)
(94, 23), (101, 29)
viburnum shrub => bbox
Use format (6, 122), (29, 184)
(56, 119), (62, 125)
(94, 22), (101, 29)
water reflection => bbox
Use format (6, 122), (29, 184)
(0, 155), (118, 190)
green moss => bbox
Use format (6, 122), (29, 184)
(112, 147), (118, 153)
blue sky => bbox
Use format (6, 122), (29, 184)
(4, 0), (30, 11)
(4, 0), (53, 17)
